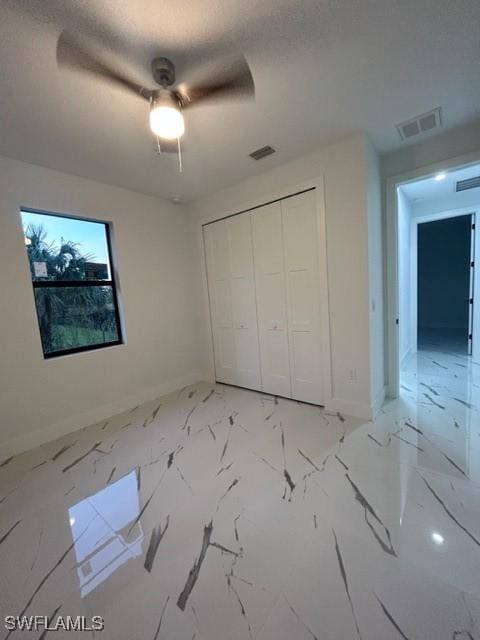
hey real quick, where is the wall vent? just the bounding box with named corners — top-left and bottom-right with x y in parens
top-left (249, 145), bottom-right (275, 160)
top-left (456, 176), bottom-right (480, 192)
top-left (396, 107), bottom-right (442, 141)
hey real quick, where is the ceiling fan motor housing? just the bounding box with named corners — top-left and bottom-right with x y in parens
top-left (152, 57), bottom-right (176, 87)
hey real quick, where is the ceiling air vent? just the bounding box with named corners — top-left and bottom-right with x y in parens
top-left (456, 176), bottom-right (480, 192)
top-left (396, 107), bottom-right (442, 141)
top-left (249, 145), bottom-right (275, 160)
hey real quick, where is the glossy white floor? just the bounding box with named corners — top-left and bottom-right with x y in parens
top-left (1, 348), bottom-right (480, 640)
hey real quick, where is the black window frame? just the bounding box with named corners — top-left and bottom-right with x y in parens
top-left (21, 207), bottom-right (124, 359)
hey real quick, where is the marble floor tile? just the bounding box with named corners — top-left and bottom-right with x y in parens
top-left (2, 349), bottom-right (480, 639)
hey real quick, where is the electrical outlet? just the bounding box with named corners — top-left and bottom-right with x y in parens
top-left (348, 368), bottom-right (358, 383)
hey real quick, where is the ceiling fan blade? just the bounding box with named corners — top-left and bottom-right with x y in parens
top-left (56, 31), bottom-right (151, 101)
top-left (178, 55), bottom-right (254, 108)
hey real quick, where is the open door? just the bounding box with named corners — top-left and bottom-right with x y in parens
top-left (468, 213), bottom-right (476, 355)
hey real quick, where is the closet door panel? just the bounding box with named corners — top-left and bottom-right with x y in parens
top-left (261, 273), bottom-right (287, 330)
top-left (210, 219), bottom-right (230, 275)
top-left (217, 327), bottom-right (236, 373)
top-left (229, 214), bottom-right (254, 277)
top-left (235, 329), bottom-right (260, 387)
top-left (262, 329), bottom-right (291, 391)
top-left (252, 203), bottom-right (291, 397)
top-left (291, 330), bottom-right (315, 384)
top-left (288, 270), bottom-right (314, 330)
top-left (213, 279), bottom-right (231, 327)
top-left (282, 191), bottom-right (323, 403)
top-left (204, 221), bottom-right (236, 385)
top-left (231, 277), bottom-right (255, 329)
top-left (227, 214), bottom-right (261, 388)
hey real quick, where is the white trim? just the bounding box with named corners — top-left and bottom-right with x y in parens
top-left (315, 177), bottom-right (334, 405)
top-left (400, 343), bottom-right (415, 367)
top-left (1, 371), bottom-right (207, 458)
top-left (413, 206), bottom-right (478, 224)
top-left (371, 384), bottom-right (387, 417)
top-left (201, 224), bottom-right (219, 384)
top-left (325, 396), bottom-right (377, 421)
top-left (198, 180), bottom-right (321, 226)
top-left (386, 151), bottom-right (480, 398)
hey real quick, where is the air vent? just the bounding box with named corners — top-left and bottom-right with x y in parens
top-left (396, 107), bottom-right (442, 141)
top-left (456, 176), bottom-right (480, 192)
top-left (249, 145), bottom-right (275, 160)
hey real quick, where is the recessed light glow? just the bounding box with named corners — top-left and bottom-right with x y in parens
top-left (432, 531), bottom-right (444, 545)
top-left (69, 516), bottom-right (76, 526)
top-left (434, 172), bottom-right (447, 182)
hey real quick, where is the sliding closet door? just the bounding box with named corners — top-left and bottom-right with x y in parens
top-left (252, 202), bottom-right (292, 397)
top-left (204, 220), bottom-right (236, 384)
top-left (282, 191), bottom-right (323, 403)
top-left (227, 214), bottom-right (262, 388)
top-left (205, 215), bottom-right (261, 389)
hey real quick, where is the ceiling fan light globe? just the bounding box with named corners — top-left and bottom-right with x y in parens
top-left (149, 105), bottom-right (185, 140)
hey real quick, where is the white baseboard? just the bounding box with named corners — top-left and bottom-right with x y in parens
top-left (371, 385), bottom-right (386, 417)
top-left (326, 385), bottom-right (386, 421)
top-left (1, 371), bottom-right (206, 459)
top-left (325, 397), bottom-right (374, 421)
top-left (400, 344), bottom-right (415, 367)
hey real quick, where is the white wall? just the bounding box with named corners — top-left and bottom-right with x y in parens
top-left (412, 187), bottom-right (480, 218)
top-left (397, 188), bottom-right (416, 362)
top-left (0, 156), bottom-right (199, 457)
top-left (188, 132), bottom-right (384, 419)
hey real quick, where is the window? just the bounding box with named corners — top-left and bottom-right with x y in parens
top-left (21, 209), bottom-right (123, 358)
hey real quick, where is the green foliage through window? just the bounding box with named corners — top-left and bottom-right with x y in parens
top-left (21, 210), bottom-right (122, 357)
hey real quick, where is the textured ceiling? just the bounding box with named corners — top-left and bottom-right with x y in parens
top-left (1, 0), bottom-right (480, 201)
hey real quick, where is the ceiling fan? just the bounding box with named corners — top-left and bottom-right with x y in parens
top-left (56, 30), bottom-right (255, 162)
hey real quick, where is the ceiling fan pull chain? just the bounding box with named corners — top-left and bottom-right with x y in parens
top-left (152, 97), bottom-right (163, 156)
top-left (177, 137), bottom-right (183, 174)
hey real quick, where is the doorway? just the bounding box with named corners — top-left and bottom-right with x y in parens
top-left (388, 159), bottom-right (480, 396)
top-left (417, 214), bottom-right (474, 355)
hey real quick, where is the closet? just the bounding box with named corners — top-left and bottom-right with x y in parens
top-left (204, 189), bottom-right (325, 405)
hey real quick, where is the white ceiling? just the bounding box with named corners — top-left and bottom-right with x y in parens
top-left (401, 164), bottom-right (480, 202)
top-left (400, 163), bottom-right (480, 215)
top-left (1, 0), bottom-right (480, 202)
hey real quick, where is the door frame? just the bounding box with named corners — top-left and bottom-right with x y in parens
top-left (386, 150), bottom-right (480, 397)
top-left (468, 212), bottom-right (476, 355)
top-left (199, 176), bottom-right (333, 406)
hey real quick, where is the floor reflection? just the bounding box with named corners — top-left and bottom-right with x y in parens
top-left (400, 345), bottom-right (474, 480)
top-left (68, 469), bottom-right (143, 596)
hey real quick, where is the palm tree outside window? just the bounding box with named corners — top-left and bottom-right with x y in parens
top-left (20, 209), bottom-right (123, 358)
